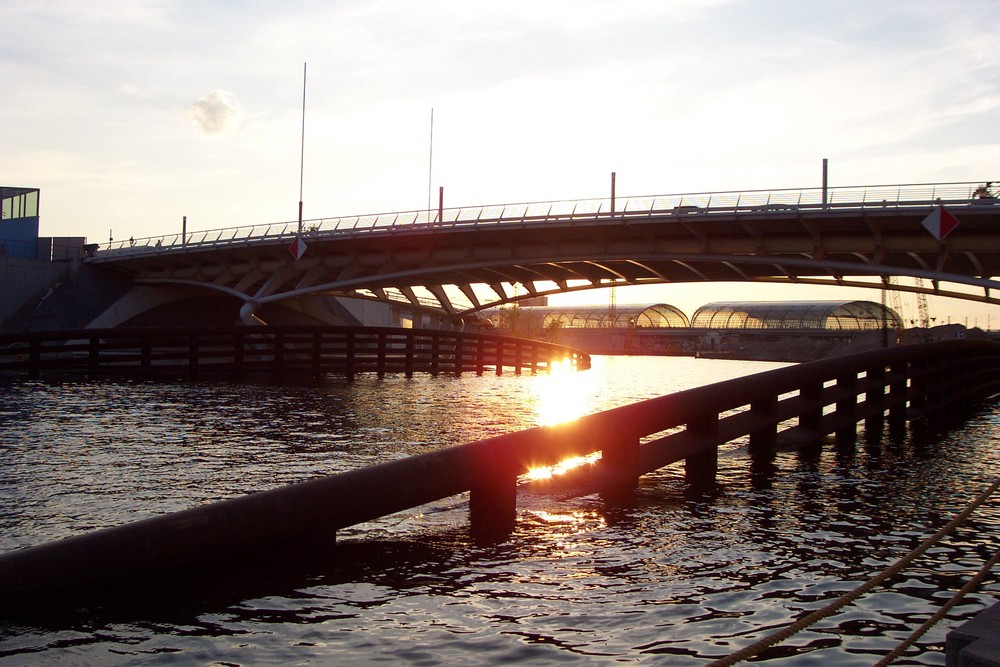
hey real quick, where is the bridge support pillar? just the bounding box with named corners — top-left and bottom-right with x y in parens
top-left (469, 455), bottom-right (518, 541)
top-left (600, 436), bottom-right (640, 504)
top-left (685, 416), bottom-right (718, 490)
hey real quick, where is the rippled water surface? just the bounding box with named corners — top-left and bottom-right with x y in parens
top-left (1, 356), bottom-right (998, 665)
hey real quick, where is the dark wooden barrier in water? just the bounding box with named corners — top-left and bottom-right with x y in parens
top-left (0, 325), bottom-right (590, 379)
top-left (1, 339), bottom-right (999, 603)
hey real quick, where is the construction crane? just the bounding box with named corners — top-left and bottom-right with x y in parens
top-left (608, 284), bottom-right (617, 327)
top-left (881, 276), bottom-right (932, 342)
top-left (913, 278), bottom-right (931, 329)
top-left (881, 277), bottom-right (904, 345)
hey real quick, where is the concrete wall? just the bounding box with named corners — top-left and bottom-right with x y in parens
top-left (0, 257), bottom-right (71, 329)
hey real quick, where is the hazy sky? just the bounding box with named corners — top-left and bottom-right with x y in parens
top-left (4, 1), bottom-right (999, 325)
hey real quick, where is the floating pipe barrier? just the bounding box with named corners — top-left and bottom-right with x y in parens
top-left (1, 339), bottom-right (999, 604)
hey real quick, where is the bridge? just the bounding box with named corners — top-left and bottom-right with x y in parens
top-left (84, 181), bottom-right (1000, 328)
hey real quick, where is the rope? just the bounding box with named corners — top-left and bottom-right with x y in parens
top-left (707, 478), bottom-right (1000, 667)
top-left (874, 548), bottom-right (1000, 666)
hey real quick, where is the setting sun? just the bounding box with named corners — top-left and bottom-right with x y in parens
top-left (533, 358), bottom-right (598, 427)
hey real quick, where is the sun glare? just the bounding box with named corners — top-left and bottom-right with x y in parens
top-left (523, 452), bottom-right (602, 482)
top-left (533, 358), bottom-right (596, 427)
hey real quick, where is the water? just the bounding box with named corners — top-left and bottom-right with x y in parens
top-left (1, 356), bottom-right (999, 665)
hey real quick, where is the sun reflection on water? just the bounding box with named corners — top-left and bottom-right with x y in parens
top-left (523, 356), bottom-right (604, 482)
top-left (525, 508), bottom-right (607, 530)
top-left (523, 452), bottom-right (602, 481)
top-left (533, 357), bottom-right (598, 427)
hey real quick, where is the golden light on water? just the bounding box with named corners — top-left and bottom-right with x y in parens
top-left (526, 509), bottom-right (606, 528)
top-left (523, 452), bottom-right (602, 481)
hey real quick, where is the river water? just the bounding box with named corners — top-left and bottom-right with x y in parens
top-left (1, 356), bottom-right (999, 665)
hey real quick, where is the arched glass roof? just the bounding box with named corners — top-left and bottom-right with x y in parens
top-left (498, 304), bottom-right (690, 329)
top-left (690, 301), bottom-right (902, 331)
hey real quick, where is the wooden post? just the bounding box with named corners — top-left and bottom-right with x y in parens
top-left (405, 333), bottom-right (415, 378)
top-left (345, 330), bottom-right (356, 380)
top-left (799, 380), bottom-right (824, 433)
top-left (311, 330), bottom-right (322, 374)
top-left (377, 331), bottom-right (387, 377)
top-left (29, 338), bottom-right (40, 380)
top-left (88, 334), bottom-right (100, 378)
top-left (469, 453), bottom-right (518, 541)
top-left (600, 435), bottom-right (640, 503)
top-left (864, 364), bottom-right (886, 436)
top-left (274, 330), bottom-right (285, 375)
top-left (835, 372), bottom-right (858, 446)
top-left (430, 332), bottom-right (440, 376)
top-left (685, 415), bottom-right (719, 489)
top-left (188, 332), bottom-right (199, 380)
top-left (141, 331), bottom-right (152, 378)
top-left (452, 335), bottom-right (464, 376)
top-left (748, 394), bottom-right (778, 459)
top-left (233, 329), bottom-right (244, 378)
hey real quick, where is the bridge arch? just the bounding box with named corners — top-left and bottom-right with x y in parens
top-left (82, 181), bottom-right (1000, 329)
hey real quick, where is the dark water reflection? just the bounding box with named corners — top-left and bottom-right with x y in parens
top-left (1, 356), bottom-right (998, 665)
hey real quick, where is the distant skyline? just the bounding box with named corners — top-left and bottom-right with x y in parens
top-left (4, 1), bottom-right (999, 325)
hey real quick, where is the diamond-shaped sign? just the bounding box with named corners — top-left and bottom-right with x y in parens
top-left (921, 205), bottom-right (959, 240)
top-left (288, 235), bottom-right (308, 260)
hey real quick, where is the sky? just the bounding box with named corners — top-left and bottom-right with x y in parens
top-left (3, 0), bottom-right (1000, 327)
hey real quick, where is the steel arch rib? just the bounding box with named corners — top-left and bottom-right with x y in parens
top-left (136, 252), bottom-right (1000, 313)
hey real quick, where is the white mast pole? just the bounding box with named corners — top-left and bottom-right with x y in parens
top-left (298, 62), bottom-right (307, 236)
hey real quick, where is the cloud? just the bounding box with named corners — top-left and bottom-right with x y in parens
top-left (187, 90), bottom-right (243, 136)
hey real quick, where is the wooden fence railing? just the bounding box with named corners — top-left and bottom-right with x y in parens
top-left (1, 339), bottom-right (998, 604)
top-left (0, 325), bottom-right (591, 379)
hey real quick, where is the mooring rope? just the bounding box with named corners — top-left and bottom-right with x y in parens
top-left (874, 547), bottom-right (1000, 666)
top-left (707, 478), bottom-right (1000, 667)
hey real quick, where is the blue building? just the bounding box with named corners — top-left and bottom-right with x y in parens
top-left (1, 186), bottom-right (40, 259)
top-left (1, 187), bottom-right (85, 260)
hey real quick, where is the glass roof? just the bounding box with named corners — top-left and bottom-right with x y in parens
top-left (497, 304), bottom-right (691, 329)
top-left (690, 301), bottom-right (902, 330)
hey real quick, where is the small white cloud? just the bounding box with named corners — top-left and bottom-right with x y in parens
top-left (187, 90), bottom-right (243, 136)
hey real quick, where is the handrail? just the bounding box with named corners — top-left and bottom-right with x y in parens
top-left (90, 180), bottom-right (998, 257)
top-left (1, 338), bottom-right (998, 604)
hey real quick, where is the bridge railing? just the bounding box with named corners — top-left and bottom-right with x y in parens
top-left (2, 339), bottom-right (998, 604)
top-left (91, 180), bottom-right (996, 257)
top-left (0, 325), bottom-right (591, 380)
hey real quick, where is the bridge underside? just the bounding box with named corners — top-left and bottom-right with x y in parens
top-left (88, 205), bottom-right (1000, 327)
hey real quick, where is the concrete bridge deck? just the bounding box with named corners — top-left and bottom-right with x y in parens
top-left (82, 181), bottom-right (1000, 327)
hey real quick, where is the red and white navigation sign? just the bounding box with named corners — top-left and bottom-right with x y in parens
top-left (921, 205), bottom-right (960, 240)
top-left (288, 234), bottom-right (308, 260)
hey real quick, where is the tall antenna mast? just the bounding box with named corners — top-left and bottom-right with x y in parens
top-left (427, 107), bottom-right (434, 219)
top-left (298, 62), bottom-right (307, 235)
